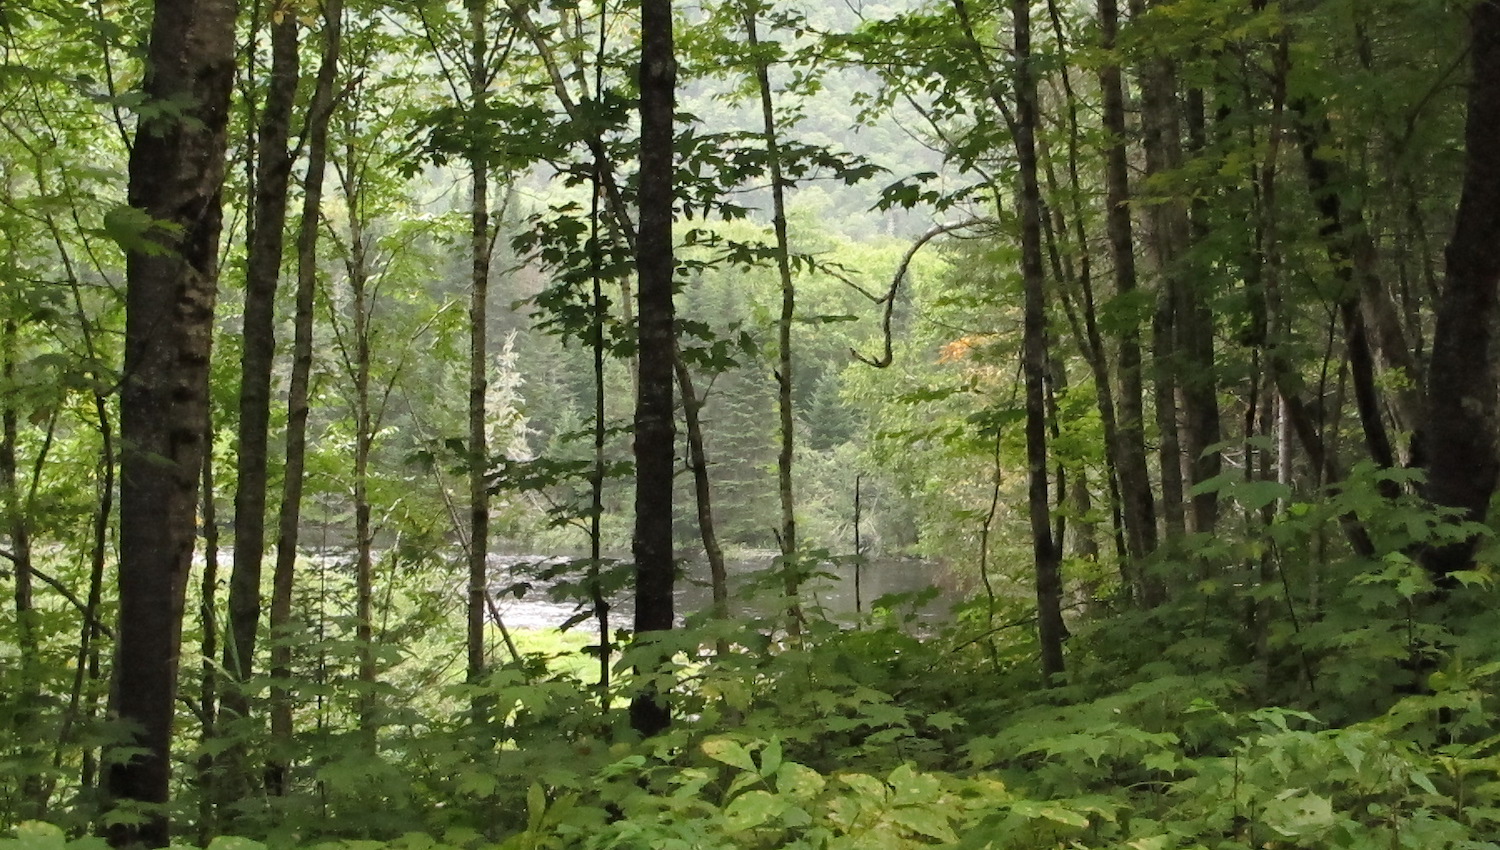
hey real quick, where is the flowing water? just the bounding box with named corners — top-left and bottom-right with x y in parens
top-left (485, 553), bottom-right (958, 631)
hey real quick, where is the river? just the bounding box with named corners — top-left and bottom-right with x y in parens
top-left (485, 553), bottom-right (958, 631)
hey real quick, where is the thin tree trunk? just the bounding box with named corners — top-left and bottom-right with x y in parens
top-left (0, 317), bottom-right (44, 819)
top-left (1288, 101), bottom-right (1425, 459)
top-left (1097, 0), bottom-right (1158, 596)
top-left (107, 0), bottom-right (236, 843)
top-left (741, 3), bottom-right (802, 638)
top-left (589, 99), bottom-right (613, 712)
top-left (1011, 0), bottom-right (1065, 680)
top-left (949, 0), bottom-right (1063, 671)
top-left (1041, 0), bottom-right (1101, 571)
top-left (1293, 113), bottom-right (1401, 481)
top-left (56, 356), bottom-right (114, 806)
top-left (1129, 0), bottom-right (1190, 549)
top-left (629, 0), bottom-right (676, 738)
top-left (676, 358), bottom-right (730, 656)
top-left (267, 0), bottom-right (344, 798)
top-left (1153, 295), bottom-right (1187, 542)
top-left (1179, 87), bottom-right (1221, 535)
top-left (466, 0), bottom-right (495, 725)
top-left (222, 1), bottom-right (300, 794)
top-left (196, 423), bottom-right (220, 843)
top-left (344, 153), bottom-right (378, 745)
top-left (853, 475), bottom-right (864, 615)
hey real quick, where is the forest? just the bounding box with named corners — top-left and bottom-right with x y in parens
top-left (3, 0), bottom-right (1500, 846)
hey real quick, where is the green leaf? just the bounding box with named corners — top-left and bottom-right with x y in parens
top-left (888, 764), bottom-right (941, 806)
top-left (759, 738), bottom-right (783, 778)
top-left (776, 762), bottom-right (826, 799)
top-left (457, 770), bottom-right (498, 797)
top-left (1142, 751), bottom-right (1182, 774)
top-left (889, 807), bottom-right (958, 843)
top-left (1263, 790), bottom-right (1336, 837)
top-left (100, 204), bottom-right (179, 256)
top-left (1010, 800), bottom-right (1090, 828)
top-left (703, 738), bottom-right (758, 772)
top-left (526, 782), bottom-right (547, 832)
top-left (840, 773), bottom-right (888, 802)
top-left (1408, 769), bottom-right (1438, 796)
top-left (925, 711), bottom-right (963, 731)
top-left (724, 790), bottom-right (781, 831)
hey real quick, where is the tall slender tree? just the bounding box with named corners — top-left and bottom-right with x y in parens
top-left (630, 0), bottom-right (677, 738)
top-left (268, 0), bottom-right (344, 796)
top-left (465, 0), bottom-right (498, 726)
top-left (741, 1), bottom-right (804, 638)
top-left (1008, 0), bottom-right (1066, 679)
top-left (222, 0), bottom-right (300, 786)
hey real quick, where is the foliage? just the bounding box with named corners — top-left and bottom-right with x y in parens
top-left (2, 0), bottom-right (1497, 847)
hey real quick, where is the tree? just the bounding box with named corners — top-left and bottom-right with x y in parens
top-left (630, 0), bottom-right (676, 738)
top-left (107, 0), bottom-right (236, 844)
top-left (1003, 0), bottom-right (1065, 679)
top-left (1421, 0), bottom-right (1500, 582)
top-left (464, 0), bottom-right (499, 727)
top-left (741, 0), bottom-right (804, 638)
top-left (268, 0), bottom-right (344, 796)
top-left (222, 0), bottom-right (300, 794)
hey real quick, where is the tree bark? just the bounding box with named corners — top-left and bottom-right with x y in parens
top-left (267, 0), bottom-right (343, 797)
top-left (1179, 87), bottom-right (1221, 535)
top-left (1011, 0), bottom-right (1066, 681)
top-left (223, 0), bottom-right (299, 780)
top-left (1293, 112), bottom-right (1402, 481)
top-left (1097, 0), bottom-right (1158, 595)
top-left (1421, 0), bottom-right (1500, 582)
top-left (339, 138), bottom-right (379, 745)
top-left (742, 3), bottom-right (803, 638)
top-left (107, 0), bottom-right (236, 844)
top-left (629, 0), bottom-right (676, 738)
top-left (1, 317), bottom-right (44, 818)
top-left (466, 0), bottom-right (495, 725)
top-left (196, 422), bottom-right (220, 842)
top-left (676, 358), bottom-right (730, 655)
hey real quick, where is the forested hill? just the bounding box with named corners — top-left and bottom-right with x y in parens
top-left (3, 0), bottom-right (1500, 848)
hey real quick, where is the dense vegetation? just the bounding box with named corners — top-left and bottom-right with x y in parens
top-left (3, 0), bottom-right (1500, 847)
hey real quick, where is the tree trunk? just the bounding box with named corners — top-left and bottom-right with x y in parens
top-left (267, 0), bottom-right (343, 797)
top-left (1293, 111), bottom-right (1402, 481)
top-left (676, 358), bottom-right (730, 655)
top-left (1129, 0), bottom-right (1190, 550)
top-left (222, 1), bottom-right (299, 787)
top-left (1096, 0), bottom-right (1158, 595)
top-left (1179, 88), bottom-right (1222, 535)
top-left (1, 317), bottom-right (44, 818)
top-left (629, 0), bottom-right (676, 738)
top-left (1011, 0), bottom-right (1065, 681)
top-left (466, 0), bottom-right (495, 725)
top-left (1421, 0), bottom-right (1500, 582)
top-left (342, 145), bottom-right (379, 745)
top-left (107, 0), bottom-right (236, 844)
top-left (56, 367), bottom-right (115, 805)
top-left (742, 3), bottom-right (803, 638)
top-left (196, 423), bottom-right (220, 843)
